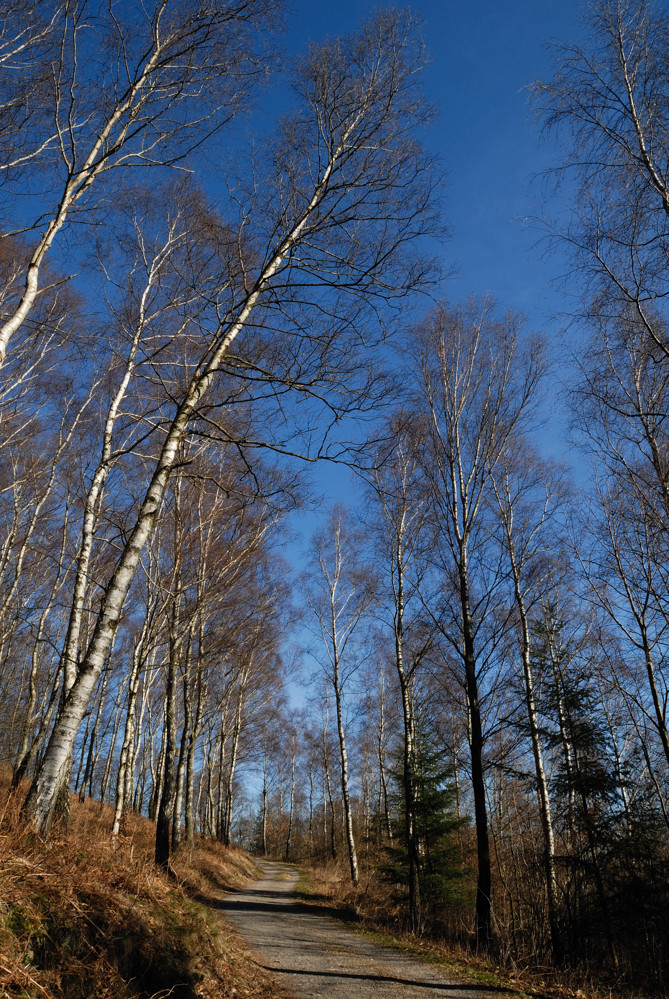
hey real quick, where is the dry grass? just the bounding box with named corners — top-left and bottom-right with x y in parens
top-left (0, 778), bottom-right (285, 999)
top-left (295, 857), bottom-right (666, 999)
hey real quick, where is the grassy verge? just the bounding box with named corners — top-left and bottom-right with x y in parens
top-left (293, 862), bottom-right (643, 999)
top-left (0, 782), bottom-right (285, 999)
top-left (294, 863), bottom-right (536, 996)
top-left (344, 925), bottom-right (535, 998)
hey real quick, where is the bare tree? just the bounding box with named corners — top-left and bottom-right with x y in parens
top-left (491, 443), bottom-right (567, 963)
top-left (22, 9), bottom-right (438, 835)
top-left (364, 414), bottom-right (434, 928)
top-left (0, 2), bottom-right (61, 176)
top-left (0, 0), bottom-right (278, 369)
top-left (534, 0), bottom-right (669, 363)
top-left (536, 9), bottom-right (669, 962)
top-left (580, 474), bottom-right (669, 779)
top-left (570, 309), bottom-right (669, 809)
top-left (283, 725), bottom-right (299, 862)
top-left (415, 297), bottom-right (544, 948)
top-left (304, 508), bottom-right (375, 885)
top-left (111, 558), bottom-right (166, 840)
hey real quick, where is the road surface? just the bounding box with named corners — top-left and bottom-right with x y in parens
top-left (219, 861), bottom-right (515, 999)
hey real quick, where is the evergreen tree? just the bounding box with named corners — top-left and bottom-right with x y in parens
top-left (532, 608), bottom-right (669, 976)
top-left (381, 725), bottom-right (468, 929)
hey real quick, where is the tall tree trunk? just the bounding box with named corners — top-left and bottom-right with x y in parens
top-left (323, 744), bottom-right (337, 860)
top-left (333, 656), bottom-right (359, 886)
top-left (185, 672), bottom-right (204, 848)
top-left (508, 551), bottom-right (561, 964)
top-left (544, 615), bottom-right (577, 843)
top-left (172, 655), bottom-right (194, 851)
top-left (12, 596), bottom-right (57, 786)
top-left (376, 687), bottom-right (393, 845)
top-left (284, 753), bottom-right (295, 861)
top-left (99, 696), bottom-right (124, 807)
top-left (490, 476), bottom-right (564, 966)
top-left (223, 692), bottom-right (244, 847)
top-left (75, 711), bottom-right (95, 798)
top-left (307, 763), bottom-right (314, 856)
top-left (394, 556), bottom-right (420, 928)
top-left (216, 727), bottom-right (227, 841)
top-left (459, 562), bottom-right (492, 949)
top-left (155, 594), bottom-right (180, 869)
top-left (80, 658), bottom-right (112, 801)
top-left (149, 731), bottom-right (165, 822)
top-left (261, 778), bottom-right (268, 856)
top-left (112, 642), bottom-right (143, 839)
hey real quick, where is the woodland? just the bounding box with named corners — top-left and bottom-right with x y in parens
top-left (0, 0), bottom-right (668, 996)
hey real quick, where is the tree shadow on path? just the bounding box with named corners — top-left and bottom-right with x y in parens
top-left (214, 888), bottom-right (345, 920)
top-left (259, 964), bottom-right (516, 994)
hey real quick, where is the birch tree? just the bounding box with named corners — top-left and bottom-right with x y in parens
top-left (571, 310), bottom-right (669, 809)
top-left (491, 444), bottom-right (566, 963)
top-left (0, 0), bottom-right (278, 370)
top-left (365, 415), bottom-right (434, 928)
top-left (0, 2), bottom-right (61, 176)
top-left (416, 298), bottom-right (544, 949)
top-left (304, 508), bottom-right (375, 885)
top-left (534, 0), bottom-right (669, 365)
top-left (22, 9), bottom-right (438, 835)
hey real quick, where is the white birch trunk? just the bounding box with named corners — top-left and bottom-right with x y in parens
top-left (23, 73), bottom-right (401, 835)
top-left (333, 656), bottom-right (359, 886)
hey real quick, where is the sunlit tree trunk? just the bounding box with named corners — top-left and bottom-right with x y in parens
top-left (284, 750), bottom-right (296, 862)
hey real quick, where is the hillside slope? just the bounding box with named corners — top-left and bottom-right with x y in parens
top-left (0, 785), bottom-right (284, 999)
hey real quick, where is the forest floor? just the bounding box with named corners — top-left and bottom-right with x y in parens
top-left (0, 786), bottom-right (643, 999)
top-left (279, 863), bottom-right (649, 999)
top-left (0, 784), bottom-right (288, 999)
top-left (219, 860), bottom-right (525, 999)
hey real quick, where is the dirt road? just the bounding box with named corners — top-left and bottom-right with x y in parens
top-left (219, 861), bottom-right (513, 999)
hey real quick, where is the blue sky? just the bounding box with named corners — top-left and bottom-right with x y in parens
top-left (278, 1), bottom-right (587, 545)
top-left (285, 0), bottom-right (583, 318)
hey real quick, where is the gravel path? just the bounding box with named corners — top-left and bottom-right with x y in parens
top-left (218, 861), bottom-right (513, 999)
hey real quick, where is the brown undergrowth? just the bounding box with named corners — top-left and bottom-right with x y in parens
top-left (0, 781), bottom-right (284, 999)
top-left (295, 859), bottom-right (661, 999)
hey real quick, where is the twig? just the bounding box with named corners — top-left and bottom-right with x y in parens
top-left (0, 959), bottom-right (51, 998)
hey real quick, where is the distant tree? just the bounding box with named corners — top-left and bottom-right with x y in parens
top-left (303, 508), bottom-right (375, 885)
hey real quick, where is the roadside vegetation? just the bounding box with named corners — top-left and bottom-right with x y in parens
top-left (1, 2), bottom-right (669, 998)
top-left (0, 775), bottom-right (284, 999)
top-left (294, 859), bottom-right (656, 999)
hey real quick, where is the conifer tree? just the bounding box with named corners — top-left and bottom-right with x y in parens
top-left (382, 724), bottom-right (468, 930)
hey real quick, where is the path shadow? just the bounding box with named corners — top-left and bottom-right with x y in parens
top-left (192, 875), bottom-right (543, 999)
top-left (259, 965), bottom-right (515, 994)
top-left (215, 894), bottom-right (345, 920)
top-left (225, 887), bottom-right (294, 899)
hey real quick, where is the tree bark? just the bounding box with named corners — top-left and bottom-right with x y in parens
top-left (155, 593), bottom-right (180, 869)
top-left (461, 581), bottom-right (492, 950)
top-left (333, 656), bottom-right (359, 885)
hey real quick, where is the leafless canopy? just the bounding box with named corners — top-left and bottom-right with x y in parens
top-left (534, 0), bottom-right (669, 360)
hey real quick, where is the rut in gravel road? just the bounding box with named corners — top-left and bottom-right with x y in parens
top-left (218, 861), bottom-right (515, 999)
